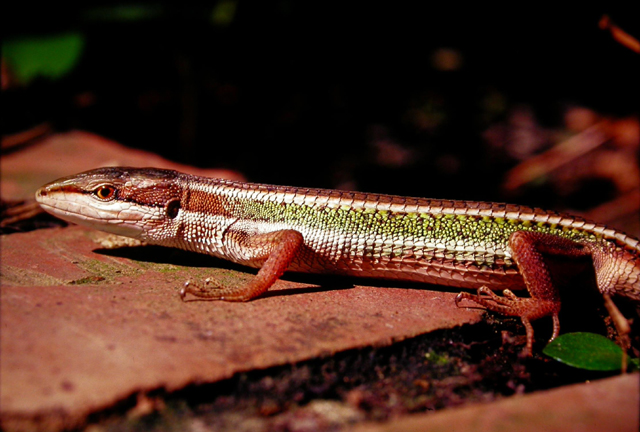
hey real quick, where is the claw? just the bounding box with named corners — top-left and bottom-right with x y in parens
top-left (455, 292), bottom-right (464, 307)
top-left (177, 277), bottom-right (233, 301)
top-left (179, 281), bottom-right (191, 301)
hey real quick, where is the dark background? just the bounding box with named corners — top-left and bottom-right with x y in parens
top-left (3, 3), bottom-right (639, 204)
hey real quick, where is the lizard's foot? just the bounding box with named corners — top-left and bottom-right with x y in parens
top-left (456, 287), bottom-right (560, 357)
top-left (180, 278), bottom-right (226, 301)
top-left (179, 278), bottom-right (258, 302)
top-left (180, 229), bottom-right (304, 302)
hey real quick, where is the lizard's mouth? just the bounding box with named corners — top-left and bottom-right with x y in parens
top-left (36, 189), bottom-right (149, 239)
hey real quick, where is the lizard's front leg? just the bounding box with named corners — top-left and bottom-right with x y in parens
top-left (456, 231), bottom-right (592, 355)
top-left (180, 229), bottom-right (304, 301)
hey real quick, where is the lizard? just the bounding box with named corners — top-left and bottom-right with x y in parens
top-left (35, 167), bottom-right (640, 357)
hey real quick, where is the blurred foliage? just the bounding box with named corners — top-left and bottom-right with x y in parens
top-left (3, 33), bottom-right (85, 85)
top-left (83, 4), bottom-right (164, 22)
top-left (2, 3), bottom-right (638, 214)
top-left (211, 0), bottom-right (238, 27)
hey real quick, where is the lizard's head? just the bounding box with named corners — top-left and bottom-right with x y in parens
top-left (36, 167), bottom-right (183, 240)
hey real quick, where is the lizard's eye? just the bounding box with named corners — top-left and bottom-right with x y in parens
top-left (94, 185), bottom-right (117, 201)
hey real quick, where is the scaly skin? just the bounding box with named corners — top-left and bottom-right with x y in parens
top-left (36, 167), bottom-right (640, 356)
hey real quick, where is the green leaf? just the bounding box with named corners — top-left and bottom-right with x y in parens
top-left (3, 33), bottom-right (85, 84)
top-left (543, 332), bottom-right (624, 371)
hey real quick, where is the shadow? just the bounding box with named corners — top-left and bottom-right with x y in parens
top-left (95, 245), bottom-right (358, 300)
top-left (94, 245), bottom-right (229, 268)
top-left (92, 245), bottom-right (463, 300)
top-left (181, 282), bottom-right (358, 302)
